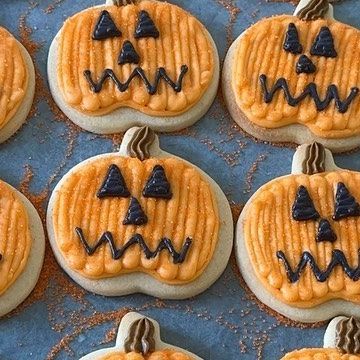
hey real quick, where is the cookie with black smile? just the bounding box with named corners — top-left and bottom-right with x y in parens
top-left (48, 0), bottom-right (219, 133)
top-left (236, 142), bottom-right (360, 323)
top-left (47, 126), bottom-right (232, 298)
top-left (223, 0), bottom-right (360, 152)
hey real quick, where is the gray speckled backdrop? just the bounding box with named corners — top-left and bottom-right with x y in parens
top-left (0, 0), bottom-right (359, 359)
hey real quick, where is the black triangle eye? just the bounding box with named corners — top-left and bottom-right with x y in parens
top-left (317, 219), bottom-right (337, 243)
top-left (97, 164), bottom-right (130, 198)
top-left (292, 185), bottom-right (319, 221)
top-left (134, 10), bottom-right (159, 39)
top-left (283, 23), bottom-right (303, 55)
top-left (333, 182), bottom-right (360, 220)
top-left (310, 26), bottom-right (337, 58)
top-left (296, 55), bottom-right (316, 74)
top-left (118, 41), bottom-right (140, 65)
top-left (123, 197), bottom-right (148, 225)
top-left (93, 10), bottom-right (122, 40)
top-left (143, 165), bottom-right (172, 199)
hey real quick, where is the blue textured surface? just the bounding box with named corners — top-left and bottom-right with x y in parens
top-left (0, 0), bottom-right (360, 359)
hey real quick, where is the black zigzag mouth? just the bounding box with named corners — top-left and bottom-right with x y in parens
top-left (75, 227), bottom-right (192, 264)
top-left (259, 74), bottom-right (359, 114)
top-left (277, 249), bottom-right (360, 283)
top-left (84, 65), bottom-right (188, 95)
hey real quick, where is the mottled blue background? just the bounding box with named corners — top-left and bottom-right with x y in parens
top-left (0, 0), bottom-right (359, 359)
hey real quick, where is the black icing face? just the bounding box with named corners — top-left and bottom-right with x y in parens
top-left (283, 23), bottom-right (337, 75)
top-left (96, 164), bottom-right (172, 226)
top-left (74, 162), bottom-right (192, 265)
top-left (259, 21), bottom-right (359, 114)
top-left (292, 183), bottom-right (360, 242)
top-left (275, 182), bottom-right (360, 284)
top-left (84, 9), bottom-right (188, 95)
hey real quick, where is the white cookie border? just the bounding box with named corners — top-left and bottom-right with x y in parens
top-left (0, 184), bottom-right (45, 317)
top-left (46, 127), bottom-right (233, 299)
top-left (80, 312), bottom-right (203, 360)
top-left (0, 37), bottom-right (35, 143)
top-left (47, 2), bottom-right (220, 134)
top-left (236, 144), bottom-right (360, 323)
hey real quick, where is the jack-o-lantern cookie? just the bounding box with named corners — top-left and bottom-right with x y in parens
top-left (223, 0), bottom-right (360, 152)
top-left (0, 26), bottom-right (35, 143)
top-left (47, 0), bottom-right (219, 134)
top-left (80, 312), bottom-right (202, 360)
top-left (0, 180), bottom-right (45, 317)
top-left (47, 126), bottom-right (232, 298)
top-left (236, 142), bottom-right (360, 322)
top-left (282, 316), bottom-right (360, 359)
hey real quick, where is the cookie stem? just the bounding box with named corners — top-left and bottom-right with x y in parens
top-left (127, 126), bottom-right (156, 161)
top-left (124, 318), bottom-right (156, 355)
top-left (297, 0), bottom-right (329, 21)
top-left (302, 142), bottom-right (326, 175)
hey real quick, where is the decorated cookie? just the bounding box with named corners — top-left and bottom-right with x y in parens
top-left (0, 180), bottom-right (45, 317)
top-left (236, 142), bottom-right (360, 322)
top-left (80, 312), bottom-right (202, 360)
top-left (47, 0), bottom-right (219, 134)
top-left (47, 126), bottom-right (232, 298)
top-left (223, 0), bottom-right (360, 152)
top-left (282, 316), bottom-right (360, 359)
top-left (0, 26), bottom-right (35, 143)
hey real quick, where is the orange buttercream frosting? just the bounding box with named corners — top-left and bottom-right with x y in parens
top-left (51, 156), bottom-right (219, 283)
top-left (233, 15), bottom-right (360, 139)
top-left (0, 27), bottom-right (28, 130)
top-left (281, 349), bottom-right (360, 359)
top-left (57, 1), bottom-right (214, 116)
top-left (244, 171), bottom-right (360, 307)
top-left (0, 181), bottom-right (32, 296)
top-left (98, 350), bottom-right (193, 360)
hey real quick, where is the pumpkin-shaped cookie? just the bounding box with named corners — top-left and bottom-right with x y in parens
top-left (236, 142), bottom-right (360, 322)
top-left (47, 126), bottom-right (232, 298)
top-left (80, 312), bottom-right (202, 360)
top-left (47, 0), bottom-right (219, 134)
top-left (282, 316), bottom-right (360, 359)
top-left (223, 0), bottom-right (360, 152)
top-left (0, 26), bottom-right (35, 143)
top-left (0, 180), bottom-right (45, 317)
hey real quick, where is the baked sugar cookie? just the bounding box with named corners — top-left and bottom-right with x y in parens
top-left (47, 126), bottom-right (232, 298)
top-left (80, 312), bottom-right (202, 360)
top-left (236, 142), bottom-right (360, 322)
top-left (282, 315), bottom-right (360, 359)
top-left (0, 180), bottom-right (45, 317)
top-left (223, 0), bottom-right (360, 152)
top-left (47, 0), bottom-right (219, 134)
top-left (0, 26), bottom-right (35, 143)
